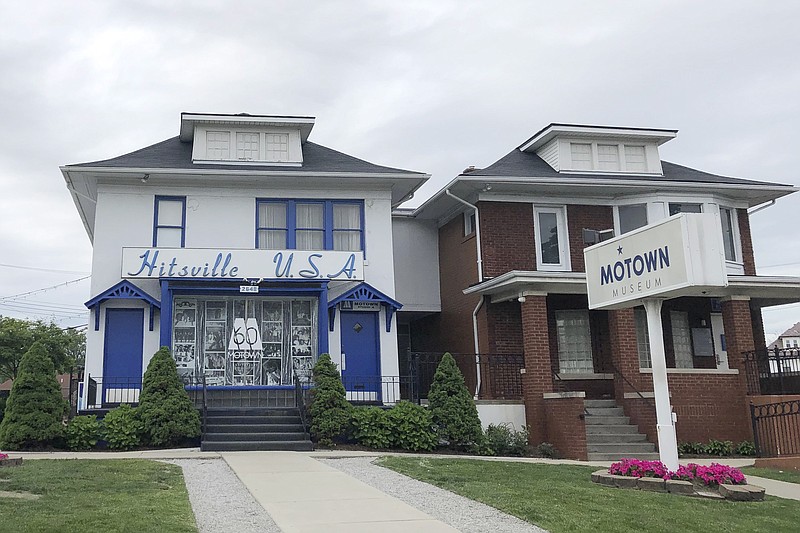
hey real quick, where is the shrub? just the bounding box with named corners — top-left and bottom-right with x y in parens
top-left (677, 441), bottom-right (706, 456)
top-left (308, 354), bottom-right (352, 445)
top-left (0, 396), bottom-right (6, 425)
top-left (535, 442), bottom-right (558, 458)
top-left (103, 404), bottom-right (142, 450)
top-left (65, 415), bottom-right (102, 451)
top-left (705, 439), bottom-right (734, 457)
top-left (137, 347), bottom-right (201, 447)
top-left (352, 407), bottom-right (392, 449)
top-left (427, 353), bottom-right (484, 450)
top-left (0, 341), bottom-right (66, 450)
top-left (386, 401), bottom-right (438, 452)
top-left (485, 424), bottom-right (530, 457)
top-left (735, 440), bottom-right (756, 456)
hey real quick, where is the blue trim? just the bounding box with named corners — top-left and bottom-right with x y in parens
top-left (255, 199), bottom-right (364, 253)
top-left (153, 195), bottom-right (186, 248)
top-left (102, 308), bottom-right (144, 397)
top-left (160, 279), bottom-right (172, 347)
top-left (318, 282), bottom-right (329, 354)
top-left (85, 280), bottom-right (161, 332)
top-left (185, 385), bottom-right (297, 391)
top-left (327, 282), bottom-right (402, 333)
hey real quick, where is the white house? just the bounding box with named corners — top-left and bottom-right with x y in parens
top-left (63, 112), bottom-right (430, 409)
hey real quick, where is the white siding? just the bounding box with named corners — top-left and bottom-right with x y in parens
top-left (391, 217), bottom-right (441, 312)
top-left (537, 138), bottom-right (560, 171)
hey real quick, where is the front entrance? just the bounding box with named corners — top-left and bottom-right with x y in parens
top-left (340, 311), bottom-right (381, 402)
top-left (102, 308), bottom-right (144, 404)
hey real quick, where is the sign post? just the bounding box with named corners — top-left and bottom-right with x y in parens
top-left (584, 213), bottom-right (727, 471)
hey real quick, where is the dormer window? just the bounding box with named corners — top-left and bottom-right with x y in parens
top-left (568, 142), bottom-right (651, 173)
top-left (570, 143), bottom-right (592, 170)
top-left (265, 133), bottom-right (289, 161)
top-left (597, 144), bottom-right (620, 171)
top-left (625, 145), bottom-right (647, 172)
top-left (206, 131), bottom-right (231, 160)
top-left (236, 132), bottom-right (260, 160)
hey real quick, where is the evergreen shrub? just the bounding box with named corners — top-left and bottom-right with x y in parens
top-left (0, 341), bottom-right (66, 450)
top-left (386, 401), bottom-right (438, 451)
top-left (352, 407), bottom-right (392, 449)
top-left (103, 404), bottom-right (142, 450)
top-left (427, 353), bottom-right (484, 450)
top-left (65, 415), bottom-right (102, 451)
top-left (485, 423), bottom-right (530, 456)
top-left (137, 347), bottom-right (200, 447)
top-left (0, 396), bottom-right (6, 425)
top-left (308, 353), bottom-right (352, 446)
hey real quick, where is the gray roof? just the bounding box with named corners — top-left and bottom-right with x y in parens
top-left (467, 148), bottom-right (787, 187)
top-left (67, 136), bottom-right (423, 175)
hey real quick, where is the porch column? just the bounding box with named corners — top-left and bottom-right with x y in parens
top-left (520, 294), bottom-right (553, 444)
top-left (721, 296), bottom-right (756, 438)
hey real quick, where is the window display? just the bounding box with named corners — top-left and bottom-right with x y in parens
top-left (172, 296), bottom-right (317, 386)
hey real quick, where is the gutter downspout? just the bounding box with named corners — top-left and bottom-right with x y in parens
top-left (446, 188), bottom-right (484, 399)
top-left (747, 199), bottom-right (776, 216)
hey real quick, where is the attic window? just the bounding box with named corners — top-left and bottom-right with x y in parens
top-left (567, 142), bottom-right (651, 173)
top-left (570, 143), bottom-right (592, 170)
top-left (206, 131), bottom-right (231, 160)
top-left (625, 145), bottom-right (647, 172)
top-left (265, 133), bottom-right (289, 162)
top-left (236, 132), bottom-right (260, 160)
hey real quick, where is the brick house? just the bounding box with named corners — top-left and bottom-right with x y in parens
top-left (400, 123), bottom-right (800, 460)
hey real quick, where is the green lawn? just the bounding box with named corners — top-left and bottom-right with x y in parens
top-left (741, 466), bottom-right (800, 485)
top-left (0, 459), bottom-right (196, 533)
top-left (378, 457), bottom-right (800, 533)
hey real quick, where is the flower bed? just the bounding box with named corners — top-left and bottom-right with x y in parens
top-left (0, 452), bottom-right (23, 467)
top-left (592, 458), bottom-right (764, 501)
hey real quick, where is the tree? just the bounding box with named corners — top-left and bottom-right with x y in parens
top-left (427, 353), bottom-right (485, 450)
top-left (137, 347), bottom-right (200, 447)
top-left (308, 353), bottom-right (352, 445)
top-left (0, 341), bottom-right (66, 449)
top-left (0, 316), bottom-right (86, 380)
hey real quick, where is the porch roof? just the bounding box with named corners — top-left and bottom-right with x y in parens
top-left (463, 271), bottom-right (800, 308)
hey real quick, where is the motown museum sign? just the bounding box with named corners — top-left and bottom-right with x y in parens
top-left (584, 213), bottom-right (727, 470)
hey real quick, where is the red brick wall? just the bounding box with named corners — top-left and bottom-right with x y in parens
top-left (520, 295), bottom-right (554, 444)
top-left (567, 205), bottom-right (614, 273)
top-left (544, 396), bottom-right (588, 460)
top-left (479, 201), bottom-right (536, 277)
top-left (738, 209), bottom-right (756, 276)
top-left (486, 301), bottom-right (523, 354)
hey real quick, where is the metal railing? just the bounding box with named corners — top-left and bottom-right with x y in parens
top-left (294, 375), bottom-right (310, 434)
top-left (743, 347), bottom-right (800, 395)
top-left (341, 375), bottom-right (415, 404)
top-left (80, 375), bottom-right (204, 410)
top-left (751, 399), bottom-right (800, 457)
top-left (406, 352), bottom-right (525, 400)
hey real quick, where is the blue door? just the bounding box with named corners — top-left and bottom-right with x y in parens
top-left (340, 311), bottom-right (381, 402)
top-left (102, 308), bottom-right (144, 405)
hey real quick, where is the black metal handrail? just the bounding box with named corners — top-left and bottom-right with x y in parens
top-left (294, 375), bottom-right (310, 435)
top-left (550, 369), bottom-right (590, 415)
top-left (743, 347), bottom-right (800, 395)
top-left (201, 374), bottom-right (208, 437)
top-left (606, 361), bottom-right (655, 406)
top-left (750, 399), bottom-right (800, 457)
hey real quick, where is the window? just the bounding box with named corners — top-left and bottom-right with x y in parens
top-left (464, 211), bottom-right (476, 236)
top-left (256, 200), bottom-right (363, 252)
top-left (719, 207), bottom-right (737, 262)
top-left (597, 144), bottom-right (620, 171)
top-left (153, 196), bottom-right (186, 247)
top-left (206, 131), bottom-right (231, 160)
top-left (669, 203), bottom-right (702, 216)
top-left (236, 132), bottom-right (260, 160)
top-left (618, 204), bottom-right (648, 234)
top-left (570, 143), bottom-right (593, 170)
top-left (671, 311), bottom-right (694, 368)
top-left (265, 133), bottom-right (289, 162)
top-left (534, 206), bottom-right (569, 271)
top-left (556, 310), bottom-right (593, 373)
top-left (634, 308), bottom-right (652, 369)
top-left (624, 145), bottom-right (647, 172)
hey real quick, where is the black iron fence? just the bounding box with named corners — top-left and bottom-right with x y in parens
top-left (743, 347), bottom-right (800, 395)
top-left (341, 375), bottom-right (416, 404)
top-left (750, 399), bottom-right (800, 457)
top-left (406, 352), bottom-right (524, 401)
top-left (75, 375), bottom-right (205, 411)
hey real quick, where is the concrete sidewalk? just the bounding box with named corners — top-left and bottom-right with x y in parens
top-left (222, 451), bottom-right (458, 532)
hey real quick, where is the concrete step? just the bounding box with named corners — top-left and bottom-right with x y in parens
top-left (201, 440), bottom-right (314, 452)
top-left (588, 442), bottom-right (656, 454)
top-left (203, 432), bottom-right (308, 442)
top-left (205, 423), bottom-right (305, 433)
top-left (588, 452), bottom-right (661, 461)
top-left (584, 415), bottom-right (630, 425)
top-left (585, 407), bottom-right (624, 416)
top-left (205, 414), bottom-right (301, 425)
top-left (586, 424), bottom-right (640, 435)
top-left (584, 399), bottom-right (617, 408)
top-left (585, 433), bottom-right (648, 444)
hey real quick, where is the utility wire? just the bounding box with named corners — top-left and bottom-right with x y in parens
top-left (0, 263), bottom-right (90, 275)
top-left (0, 275), bottom-right (90, 301)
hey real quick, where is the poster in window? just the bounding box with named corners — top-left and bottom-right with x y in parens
top-left (292, 301), bottom-right (312, 326)
top-left (263, 322), bottom-right (282, 343)
top-left (291, 326), bottom-right (312, 357)
top-left (204, 352), bottom-right (225, 370)
top-left (293, 356), bottom-right (313, 381)
top-left (174, 343), bottom-right (195, 367)
top-left (204, 370), bottom-right (224, 387)
top-left (263, 301), bottom-right (283, 322)
top-left (205, 301), bottom-right (226, 321)
top-left (174, 307), bottom-right (196, 327)
top-left (263, 343), bottom-right (282, 359)
top-left (263, 358), bottom-right (282, 385)
top-left (205, 323), bottom-right (225, 351)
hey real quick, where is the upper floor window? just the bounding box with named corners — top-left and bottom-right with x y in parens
top-left (570, 143), bottom-right (593, 170)
top-left (236, 132), bottom-right (260, 160)
top-left (669, 203), bottom-right (702, 215)
top-left (568, 142), bottom-right (651, 173)
top-left (719, 207), bottom-right (738, 262)
top-left (265, 133), bottom-right (289, 161)
top-left (534, 206), bottom-right (569, 271)
top-left (206, 131), bottom-right (231, 160)
top-left (618, 203), bottom-right (648, 234)
top-left (597, 144), bottom-right (620, 171)
top-left (464, 211), bottom-right (476, 236)
top-left (153, 196), bottom-right (186, 247)
top-left (624, 145), bottom-right (647, 172)
top-left (256, 200), bottom-right (363, 252)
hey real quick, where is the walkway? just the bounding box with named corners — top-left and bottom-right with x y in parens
top-left (222, 451), bottom-right (458, 532)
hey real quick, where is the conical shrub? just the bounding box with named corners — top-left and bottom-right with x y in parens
top-left (308, 353), bottom-right (352, 445)
top-left (427, 353), bottom-right (484, 450)
top-left (0, 341), bottom-right (66, 449)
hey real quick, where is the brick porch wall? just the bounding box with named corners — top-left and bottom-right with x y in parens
top-left (520, 295), bottom-right (553, 444)
top-left (544, 396), bottom-right (588, 460)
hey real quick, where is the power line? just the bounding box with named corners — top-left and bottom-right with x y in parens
top-left (0, 276), bottom-right (90, 301)
top-left (0, 263), bottom-right (90, 275)
top-left (0, 300), bottom-right (87, 313)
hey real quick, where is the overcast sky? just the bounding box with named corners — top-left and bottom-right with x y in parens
top-left (1, 1), bottom-right (798, 341)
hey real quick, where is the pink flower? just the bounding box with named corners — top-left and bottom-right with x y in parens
top-left (609, 460), bottom-right (747, 486)
top-left (0, 452), bottom-right (8, 460)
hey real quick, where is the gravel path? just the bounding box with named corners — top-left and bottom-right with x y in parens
top-left (164, 459), bottom-right (280, 533)
top-left (322, 457), bottom-right (548, 533)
